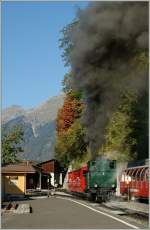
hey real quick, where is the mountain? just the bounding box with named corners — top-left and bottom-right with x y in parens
top-left (2, 105), bottom-right (25, 124)
top-left (2, 94), bottom-right (64, 162)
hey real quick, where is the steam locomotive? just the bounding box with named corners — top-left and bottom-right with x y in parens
top-left (68, 157), bottom-right (117, 202)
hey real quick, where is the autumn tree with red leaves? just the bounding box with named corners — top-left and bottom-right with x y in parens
top-left (56, 94), bottom-right (83, 135)
top-left (55, 90), bottom-right (87, 167)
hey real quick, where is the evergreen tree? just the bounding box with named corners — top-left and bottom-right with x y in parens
top-left (2, 126), bottom-right (24, 165)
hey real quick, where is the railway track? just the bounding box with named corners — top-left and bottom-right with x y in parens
top-left (1, 203), bottom-right (31, 214)
top-left (60, 191), bottom-right (149, 224)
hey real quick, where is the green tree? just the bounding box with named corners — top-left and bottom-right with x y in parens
top-left (129, 91), bottom-right (148, 160)
top-left (62, 73), bottom-right (72, 93)
top-left (102, 111), bottom-right (136, 161)
top-left (2, 126), bottom-right (24, 165)
top-left (102, 90), bottom-right (148, 161)
top-left (55, 120), bottom-right (87, 167)
top-left (59, 21), bottom-right (78, 66)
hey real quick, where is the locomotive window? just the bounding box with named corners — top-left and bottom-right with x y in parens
top-left (109, 161), bottom-right (115, 169)
top-left (91, 161), bottom-right (96, 166)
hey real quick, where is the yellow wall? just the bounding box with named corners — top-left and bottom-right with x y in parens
top-left (2, 173), bottom-right (26, 195)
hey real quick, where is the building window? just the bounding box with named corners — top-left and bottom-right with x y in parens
top-left (9, 176), bottom-right (18, 185)
top-left (9, 176), bottom-right (18, 180)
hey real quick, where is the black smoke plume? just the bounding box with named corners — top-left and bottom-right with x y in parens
top-left (69, 2), bottom-right (148, 159)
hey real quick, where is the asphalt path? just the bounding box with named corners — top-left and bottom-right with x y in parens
top-left (1, 196), bottom-right (145, 229)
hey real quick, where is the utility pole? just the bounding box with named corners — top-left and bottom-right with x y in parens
top-left (47, 173), bottom-right (52, 197)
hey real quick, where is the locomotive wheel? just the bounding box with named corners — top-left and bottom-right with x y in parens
top-left (95, 195), bottom-right (102, 203)
top-left (91, 194), bottom-right (96, 202)
top-left (95, 194), bottom-right (98, 203)
top-left (87, 193), bottom-right (96, 202)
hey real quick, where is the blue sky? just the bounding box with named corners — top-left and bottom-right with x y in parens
top-left (2, 1), bottom-right (88, 109)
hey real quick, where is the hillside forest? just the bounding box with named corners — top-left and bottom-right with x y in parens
top-left (55, 2), bottom-right (148, 168)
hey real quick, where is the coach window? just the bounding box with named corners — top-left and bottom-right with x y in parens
top-left (131, 169), bottom-right (137, 180)
top-left (140, 168), bottom-right (146, 181)
top-left (145, 169), bottom-right (148, 180)
top-left (136, 168), bottom-right (141, 181)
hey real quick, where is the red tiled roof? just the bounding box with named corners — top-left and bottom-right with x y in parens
top-left (2, 162), bottom-right (38, 174)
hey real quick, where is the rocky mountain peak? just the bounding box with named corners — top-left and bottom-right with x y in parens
top-left (2, 105), bottom-right (25, 124)
top-left (2, 94), bottom-right (64, 162)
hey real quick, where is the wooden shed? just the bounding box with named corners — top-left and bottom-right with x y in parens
top-left (2, 162), bottom-right (42, 199)
top-left (38, 159), bottom-right (65, 188)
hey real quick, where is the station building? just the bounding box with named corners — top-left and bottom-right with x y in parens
top-left (2, 159), bottom-right (65, 200)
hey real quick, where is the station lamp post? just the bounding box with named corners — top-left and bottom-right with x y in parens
top-left (122, 174), bottom-right (132, 201)
top-left (125, 175), bottom-right (131, 201)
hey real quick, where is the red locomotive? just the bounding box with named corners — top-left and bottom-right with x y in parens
top-left (120, 165), bottom-right (149, 199)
